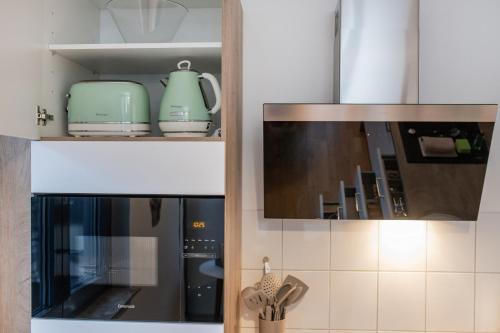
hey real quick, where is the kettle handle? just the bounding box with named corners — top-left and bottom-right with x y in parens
top-left (199, 73), bottom-right (222, 115)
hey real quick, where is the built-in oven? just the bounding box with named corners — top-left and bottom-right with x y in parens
top-left (31, 196), bottom-right (224, 325)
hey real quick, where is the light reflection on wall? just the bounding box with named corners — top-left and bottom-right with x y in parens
top-left (379, 220), bottom-right (427, 270)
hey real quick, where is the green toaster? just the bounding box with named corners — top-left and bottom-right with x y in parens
top-left (67, 81), bottom-right (151, 137)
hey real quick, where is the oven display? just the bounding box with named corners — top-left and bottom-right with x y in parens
top-left (192, 221), bottom-right (206, 229)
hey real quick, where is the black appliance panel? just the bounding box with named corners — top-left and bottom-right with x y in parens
top-left (31, 196), bottom-right (224, 324)
top-left (264, 121), bottom-right (494, 221)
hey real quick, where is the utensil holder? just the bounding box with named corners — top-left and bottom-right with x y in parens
top-left (259, 318), bottom-right (286, 333)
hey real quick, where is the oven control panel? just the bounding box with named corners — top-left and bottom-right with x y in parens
top-left (183, 238), bottom-right (218, 258)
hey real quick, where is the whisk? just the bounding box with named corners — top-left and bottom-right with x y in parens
top-left (258, 257), bottom-right (281, 299)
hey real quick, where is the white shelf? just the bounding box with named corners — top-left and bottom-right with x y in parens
top-left (90, 0), bottom-right (222, 9)
top-left (49, 42), bottom-right (222, 74)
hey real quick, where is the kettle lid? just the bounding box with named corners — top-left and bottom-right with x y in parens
top-left (176, 60), bottom-right (198, 73)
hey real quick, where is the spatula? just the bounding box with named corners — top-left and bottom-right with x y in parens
top-left (242, 289), bottom-right (269, 312)
top-left (281, 275), bottom-right (309, 305)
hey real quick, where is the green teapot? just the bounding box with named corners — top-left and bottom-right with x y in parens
top-left (159, 60), bottom-right (221, 137)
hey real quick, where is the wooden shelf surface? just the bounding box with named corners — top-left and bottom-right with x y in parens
top-left (40, 136), bottom-right (223, 142)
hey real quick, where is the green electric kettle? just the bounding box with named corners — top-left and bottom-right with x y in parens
top-left (159, 60), bottom-right (221, 137)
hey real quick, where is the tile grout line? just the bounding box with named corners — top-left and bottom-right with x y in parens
top-left (281, 218), bottom-right (284, 272)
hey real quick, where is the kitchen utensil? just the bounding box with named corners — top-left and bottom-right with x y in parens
top-left (273, 284), bottom-right (297, 321)
top-left (265, 305), bottom-right (273, 321)
top-left (259, 257), bottom-right (281, 299)
top-left (283, 286), bottom-right (303, 307)
top-left (260, 273), bottom-right (281, 299)
top-left (67, 81), bottom-right (151, 137)
top-left (273, 283), bottom-right (294, 304)
top-left (242, 290), bottom-right (269, 312)
top-left (241, 287), bottom-right (260, 311)
top-left (107, 0), bottom-right (188, 43)
top-left (159, 60), bottom-right (222, 137)
top-left (281, 275), bottom-right (309, 304)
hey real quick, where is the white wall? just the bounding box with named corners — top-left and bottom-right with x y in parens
top-left (241, 0), bottom-right (336, 212)
top-left (240, 1), bottom-right (500, 333)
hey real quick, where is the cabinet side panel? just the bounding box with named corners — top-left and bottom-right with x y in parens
top-left (46, 0), bottom-right (100, 44)
top-left (222, 0), bottom-right (243, 333)
top-left (0, 0), bottom-right (43, 139)
top-left (0, 136), bottom-right (31, 333)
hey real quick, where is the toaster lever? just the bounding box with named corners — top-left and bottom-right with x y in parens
top-left (36, 106), bottom-right (54, 126)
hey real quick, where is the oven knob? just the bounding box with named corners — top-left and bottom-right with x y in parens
top-left (197, 293), bottom-right (202, 297)
top-left (184, 245), bottom-right (188, 250)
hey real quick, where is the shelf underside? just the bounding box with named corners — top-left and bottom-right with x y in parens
top-left (90, 0), bottom-right (222, 9)
top-left (49, 43), bottom-right (222, 74)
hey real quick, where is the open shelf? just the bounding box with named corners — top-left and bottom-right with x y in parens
top-left (90, 0), bottom-right (222, 9)
top-left (40, 136), bottom-right (223, 142)
top-left (49, 42), bottom-right (222, 74)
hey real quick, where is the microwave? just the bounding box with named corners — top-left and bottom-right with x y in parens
top-left (31, 195), bottom-right (224, 327)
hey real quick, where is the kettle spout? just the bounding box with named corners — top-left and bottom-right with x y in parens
top-left (160, 78), bottom-right (168, 87)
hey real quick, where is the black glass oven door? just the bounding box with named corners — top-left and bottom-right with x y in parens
top-left (32, 196), bottom-right (181, 322)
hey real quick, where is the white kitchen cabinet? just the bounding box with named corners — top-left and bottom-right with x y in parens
top-left (31, 141), bottom-right (225, 195)
top-left (0, 0), bottom-right (44, 139)
top-left (0, 0), bottom-right (222, 140)
top-left (0, 3), bottom-right (242, 333)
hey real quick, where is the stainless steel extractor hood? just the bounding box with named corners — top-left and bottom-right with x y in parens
top-left (334, 0), bottom-right (420, 104)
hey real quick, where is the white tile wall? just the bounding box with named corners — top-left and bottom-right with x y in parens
top-left (242, 210), bottom-right (283, 270)
top-left (427, 220), bottom-right (475, 272)
top-left (283, 220), bottom-right (331, 270)
top-left (241, 1), bottom-right (500, 333)
top-left (330, 271), bottom-right (378, 330)
top-left (331, 220), bottom-right (378, 271)
top-left (378, 272), bottom-right (426, 331)
top-left (379, 220), bottom-right (427, 271)
top-left (476, 212), bottom-right (500, 273)
top-left (475, 273), bottom-right (500, 333)
top-left (282, 271), bottom-right (330, 330)
top-left (241, 219), bottom-right (500, 332)
top-left (426, 273), bottom-right (475, 332)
